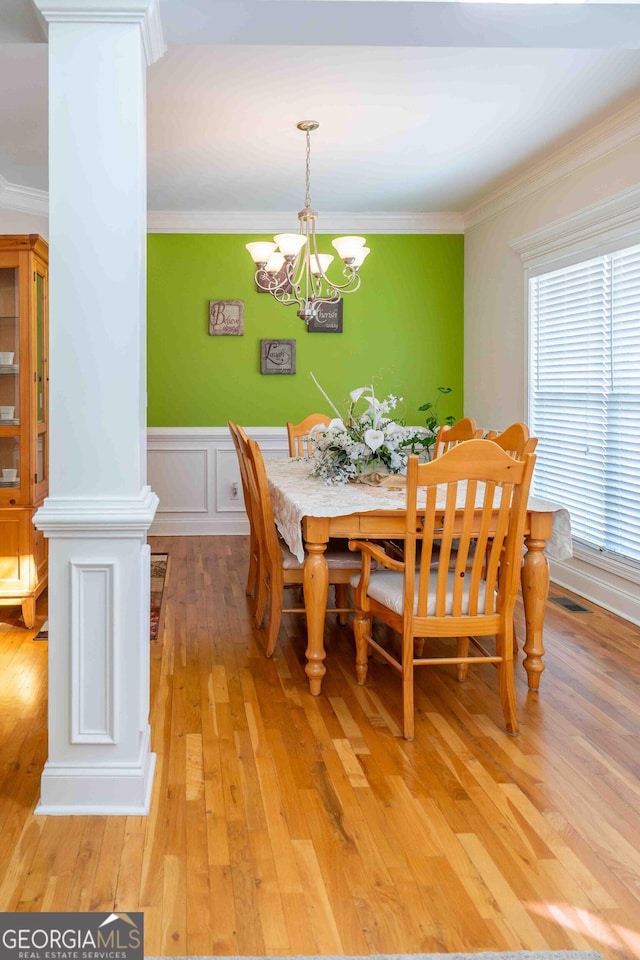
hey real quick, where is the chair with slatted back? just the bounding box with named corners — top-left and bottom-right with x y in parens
top-left (228, 420), bottom-right (260, 603)
top-left (485, 423), bottom-right (538, 656)
top-left (246, 436), bottom-right (365, 657)
top-left (348, 440), bottom-right (535, 740)
top-left (433, 417), bottom-right (482, 459)
top-left (287, 413), bottom-right (331, 458)
top-left (485, 422), bottom-right (538, 459)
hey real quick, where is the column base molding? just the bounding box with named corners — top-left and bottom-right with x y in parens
top-left (36, 726), bottom-right (156, 816)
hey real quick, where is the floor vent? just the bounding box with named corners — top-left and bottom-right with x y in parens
top-left (549, 596), bottom-right (590, 613)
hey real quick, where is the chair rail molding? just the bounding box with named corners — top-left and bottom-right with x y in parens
top-left (147, 426), bottom-right (288, 536)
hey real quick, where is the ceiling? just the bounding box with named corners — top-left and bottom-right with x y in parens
top-left (1, 0), bottom-right (640, 217)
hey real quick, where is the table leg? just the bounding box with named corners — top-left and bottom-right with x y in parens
top-left (303, 539), bottom-right (329, 696)
top-left (521, 532), bottom-right (550, 691)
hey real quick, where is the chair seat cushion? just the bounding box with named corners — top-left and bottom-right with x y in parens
top-left (350, 568), bottom-right (489, 616)
top-left (280, 539), bottom-right (364, 571)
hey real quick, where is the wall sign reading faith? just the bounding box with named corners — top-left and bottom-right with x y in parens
top-left (209, 300), bottom-right (244, 335)
top-left (261, 339), bottom-right (296, 374)
top-left (307, 299), bottom-right (343, 333)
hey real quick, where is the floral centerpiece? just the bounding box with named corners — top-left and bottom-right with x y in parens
top-left (307, 374), bottom-right (430, 484)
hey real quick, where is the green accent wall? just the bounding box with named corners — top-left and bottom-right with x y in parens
top-left (147, 233), bottom-right (463, 427)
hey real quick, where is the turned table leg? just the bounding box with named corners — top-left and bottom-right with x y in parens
top-left (521, 529), bottom-right (550, 691)
top-left (303, 539), bottom-right (329, 696)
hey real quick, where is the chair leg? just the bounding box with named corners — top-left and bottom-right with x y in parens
top-left (246, 533), bottom-right (258, 598)
top-left (354, 610), bottom-right (371, 684)
top-left (254, 564), bottom-right (269, 628)
top-left (402, 627), bottom-right (415, 740)
top-left (496, 630), bottom-right (519, 735)
top-left (264, 568), bottom-right (284, 658)
top-left (456, 636), bottom-right (469, 682)
top-left (335, 583), bottom-right (349, 625)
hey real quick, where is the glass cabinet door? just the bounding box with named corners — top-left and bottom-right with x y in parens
top-left (0, 266), bottom-right (19, 425)
top-left (35, 267), bottom-right (48, 488)
top-left (0, 265), bottom-right (20, 492)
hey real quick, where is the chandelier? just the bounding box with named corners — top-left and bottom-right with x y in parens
top-left (245, 120), bottom-right (370, 324)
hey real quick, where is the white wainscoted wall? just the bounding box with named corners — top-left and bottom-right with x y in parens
top-left (147, 426), bottom-right (288, 536)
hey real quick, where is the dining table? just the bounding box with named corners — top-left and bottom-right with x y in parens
top-left (265, 457), bottom-right (573, 697)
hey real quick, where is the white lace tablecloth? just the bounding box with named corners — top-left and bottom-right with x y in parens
top-left (266, 458), bottom-right (573, 564)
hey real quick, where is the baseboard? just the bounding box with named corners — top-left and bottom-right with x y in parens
top-left (550, 557), bottom-right (640, 626)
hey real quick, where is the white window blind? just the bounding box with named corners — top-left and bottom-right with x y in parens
top-left (529, 243), bottom-right (640, 565)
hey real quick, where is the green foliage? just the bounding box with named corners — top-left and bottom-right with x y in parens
top-left (418, 386), bottom-right (455, 449)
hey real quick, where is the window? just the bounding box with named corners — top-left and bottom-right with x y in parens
top-left (529, 243), bottom-right (640, 566)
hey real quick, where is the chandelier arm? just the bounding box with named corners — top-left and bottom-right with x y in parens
top-left (254, 269), bottom-right (291, 294)
top-left (319, 271), bottom-right (362, 295)
top-left (272, 288), bottom-right (304, 308)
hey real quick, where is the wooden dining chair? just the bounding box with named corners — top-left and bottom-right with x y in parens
top-left (485, 423), bottom-right (538, 653)
top-left (348, 440), bottom-right (535, 740)
top-left (486, 421), bottom-right (538, 458)
top-left (433, 417), bottom-right (482, 458)
top-left (246, 436), bottom-right (364, 657)
top-left (287, 413), bottom-right (331, 457)
top-left (228, 420), bottom-right (260, 603)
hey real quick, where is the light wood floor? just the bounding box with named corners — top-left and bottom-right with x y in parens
top-left (1, 535), bottom-right (640, 958)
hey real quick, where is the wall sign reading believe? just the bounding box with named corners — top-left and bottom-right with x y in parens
top-left (209, 300), bottom-right (244, 335)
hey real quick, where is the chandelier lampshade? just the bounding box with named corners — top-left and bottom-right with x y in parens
top-left (245, 120), bottom-right (369, 324)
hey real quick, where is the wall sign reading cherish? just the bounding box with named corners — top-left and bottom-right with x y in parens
top-left (260, 339), bottom-right (296, 375)
top-left (307, 299), bottom-right (343, 333)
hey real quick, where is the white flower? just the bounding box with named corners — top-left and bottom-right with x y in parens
top-left (328, 418), bottom-right (347, 432)
top-left (364, 429), bottom-right (385, 452)
top-left (349, 387), bottom-right (369, 403)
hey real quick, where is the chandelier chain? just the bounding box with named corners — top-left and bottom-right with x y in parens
top-left (305, 129), bottom-right (312, 209)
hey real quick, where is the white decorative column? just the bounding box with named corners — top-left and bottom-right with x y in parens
top-left (33, 0), bottom-right (164, 814)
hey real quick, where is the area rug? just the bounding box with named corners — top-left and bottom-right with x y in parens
top-left (149, 553), bottom-right (169, 640)
top-left (34, 553), bottom-right (169, 642)
top-left (145, 952), bottom-right (604, 960)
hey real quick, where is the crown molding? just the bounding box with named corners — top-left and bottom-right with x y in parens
top-left (464, 99), bottom-right (640, 230)
top-left (0, 173), bottom-right (49, 217)
top-left (0, 185), bottom-right (464, 234)
top-left (32, 0), bottom-right (165, 65)
top-left (146, 210), bottom-right (464, 235)
top-left (510, 182), bottom-right (640, 267)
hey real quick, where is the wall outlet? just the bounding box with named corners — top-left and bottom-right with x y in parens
top-left (230, 481), bottom-right (239, 500)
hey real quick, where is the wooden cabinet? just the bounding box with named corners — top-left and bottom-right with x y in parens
top-left (0, 235), bottom-right (48, 627)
